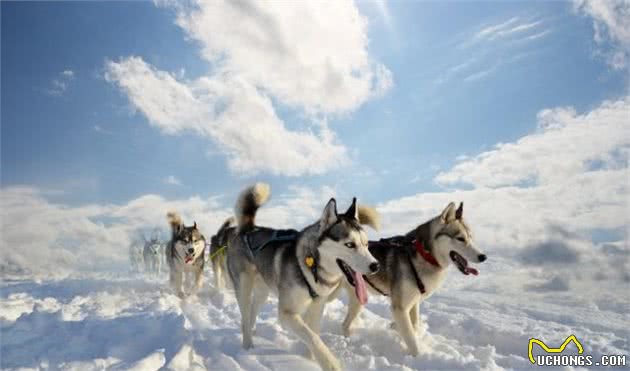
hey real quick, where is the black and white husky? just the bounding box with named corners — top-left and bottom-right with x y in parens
top-left (227, 183), bottom-right (379, 371)
top-left (166, 212), bottom-right (206, 298)
top-left (341, 202), bottom-right (487, 356)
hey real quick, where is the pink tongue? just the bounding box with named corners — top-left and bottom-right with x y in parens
top-left (185, 256), bottom-right (193, 264)
top-left (465, 267), bottom-right (479, 275)
top-left (353, 271), bottom-right (368, 305)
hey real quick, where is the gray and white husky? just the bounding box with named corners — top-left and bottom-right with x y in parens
top-left (143, 238), bottom-right (163, 275)
top-left (227, 183), bottom-right (379, 371)
top-left (341, 202), bottom-right (487, 356)
top-left (209, 216), bottom-right (236, 289)
top-left (166, 212), bottom-right (206, 298)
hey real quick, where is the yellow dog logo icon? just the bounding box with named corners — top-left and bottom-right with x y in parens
top-left (528, 335), bottom-right (584, 364)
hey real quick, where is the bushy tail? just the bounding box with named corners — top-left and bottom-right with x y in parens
top-left (167, 211), bottom-right (182, 232)
top-left (235, 183), bottom-right (271, 231)
top-left (357, 205), bottom-right (380, 231)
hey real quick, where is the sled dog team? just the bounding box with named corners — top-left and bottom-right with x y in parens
top-left (165, 183), bottom-right (487, 371)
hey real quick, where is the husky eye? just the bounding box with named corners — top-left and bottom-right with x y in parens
top-left (344, 242), bottom-right (357, 249)
top-left (456, 237), bottom-right (466, 243)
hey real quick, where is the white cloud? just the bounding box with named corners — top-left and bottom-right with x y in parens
top-left (163, 175), bottom-right (182, 186)
top-left (171, 0), bottom-right (392, 114)
top-left (436, 97), bottom-right (630, 188)
top-left (46, 70), bottom-right (75, 96)
top-left (106, 57), bottom-right (349, 176)
top-left (574, 0), bottom-right (630, 71)
top-left (107, 0), bottom-right (391, 176)
top-left (474, 17), bottom-right (545, 42)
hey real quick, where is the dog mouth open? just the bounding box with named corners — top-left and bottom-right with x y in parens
top-left (336, 259), bottom-right (368, 305)
top-left (449, 251), bottom-right (478, 276)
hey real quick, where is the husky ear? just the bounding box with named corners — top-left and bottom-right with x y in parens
top-left (440, 202), bottom-right (457, 223)
top-left (455, 202), bottom-right (463, 220)
top-left (344, 197), bottom-right (359, 220)
top-left (319, 198), bottom-right (338, 232)
top-left (193, 221), bottom-right (197, 229)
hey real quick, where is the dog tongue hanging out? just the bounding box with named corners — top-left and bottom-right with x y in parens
top-left (165, 212), bottom-right (207, 298)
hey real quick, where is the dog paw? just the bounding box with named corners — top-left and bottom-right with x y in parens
top-left (242, 337), bottom-right (253, 350)
top-left (407, 345), bottom-right (419, 357)
top-left (323, 358), bottom-right (342, 371)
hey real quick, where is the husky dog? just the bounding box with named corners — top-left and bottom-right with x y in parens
top-left (143, 236), bottom-right (163, 275)
top-left (166, 212), bottom-right (206, 298)
top-left (341, 202), bottom-right (487, 356)
top-left (209, 217), bottom-right (236, 289)
top-left (128, 241), bottom-right (144, 273)
top-left (227, 183), bottom-right (379, 371)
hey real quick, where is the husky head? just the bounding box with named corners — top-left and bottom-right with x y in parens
top-left (168, 212), bottom-right (205, 265)
top-left (316, 198), bottom-right (379, 304)
top-left (430, 202), bottom-right (487, 275)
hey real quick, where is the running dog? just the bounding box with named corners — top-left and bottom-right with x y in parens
top-left (166, 211), bottom-right (206, 298)
top-left (143, 237), bottom-right (163, 275)
top-left (227, 183), bottom-right (379, 371)
top-left (341, 202), bottom-right (487, 356)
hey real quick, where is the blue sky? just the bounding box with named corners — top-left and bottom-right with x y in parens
top-left (2, 1), bottom-right (625, 207)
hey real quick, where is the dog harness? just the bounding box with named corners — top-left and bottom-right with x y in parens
top-left (368, 236), bottom-right (440, 296)
top-left (241, 228), bottom-right (319, 299)
top-left (242, 228), bottom-right (299, 256)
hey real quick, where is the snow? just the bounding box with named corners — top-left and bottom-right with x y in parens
top-left (2, 254), bottom-right (628, 371)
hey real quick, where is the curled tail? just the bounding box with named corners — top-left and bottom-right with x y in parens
top-left (217, 216), bottom-right (236, 234)
top-left (167, 211), bottom-right (183, 232)
top-left (357, 205), bottom-right (380, 231)
top-left (235, 183), bottom-right (270, 231)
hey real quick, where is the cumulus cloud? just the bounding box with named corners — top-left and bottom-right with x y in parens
top-left (106, 0), bottom-right (391, 176)
top-left (574, 0), bottom-right (630, 71)
top-left (435, 98), bottom-right (630, 188)
top-left (171, 0), bottom-right (392, 113)
top-left (0, 184), bottom-right (338, 276)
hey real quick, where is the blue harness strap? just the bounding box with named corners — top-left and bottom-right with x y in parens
top-left (242, 228), bottom-right (299, 256)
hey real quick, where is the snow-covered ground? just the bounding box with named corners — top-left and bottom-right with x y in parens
top-left (2, 254), bottom-right (628, 371)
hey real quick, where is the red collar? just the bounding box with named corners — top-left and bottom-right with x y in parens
top-left (414, 239), bottom-right (440, 267)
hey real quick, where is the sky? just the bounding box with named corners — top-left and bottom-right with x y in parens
top-left (1, 0), bottom-right (629, 277)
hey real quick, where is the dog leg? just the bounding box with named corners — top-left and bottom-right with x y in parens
top-left (249, 281), bottom-right (269, 335)
top-left (409, 301), bottom-right (419, 333)
top-left (342, 287), bottom-right (363, 337)
top-left (191, 268), bottom-right (203, 296)
top-left (235, 272), bottom-right (255, 349)
top-left (303, 298), bottom-right (326, 360)
top-left (170, 270), bottom-right (184, 298)
top-left (213, 258), bottom-right (224, 290)
top-left (279, 311), bottom-right (341, 371)
top-left (392, 305), bottom-right (419, 356)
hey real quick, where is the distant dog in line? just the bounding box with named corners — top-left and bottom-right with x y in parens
top-left (341, 202), bottom-right (487, 356)
top-left (209, 216), bottom-right (236, 290)
top-left (143, 236), bottom-right (163, 275)
top-left (227, 183), bottom-right (379, 371)
top-left (166, 212), bottom-right (206, 298)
